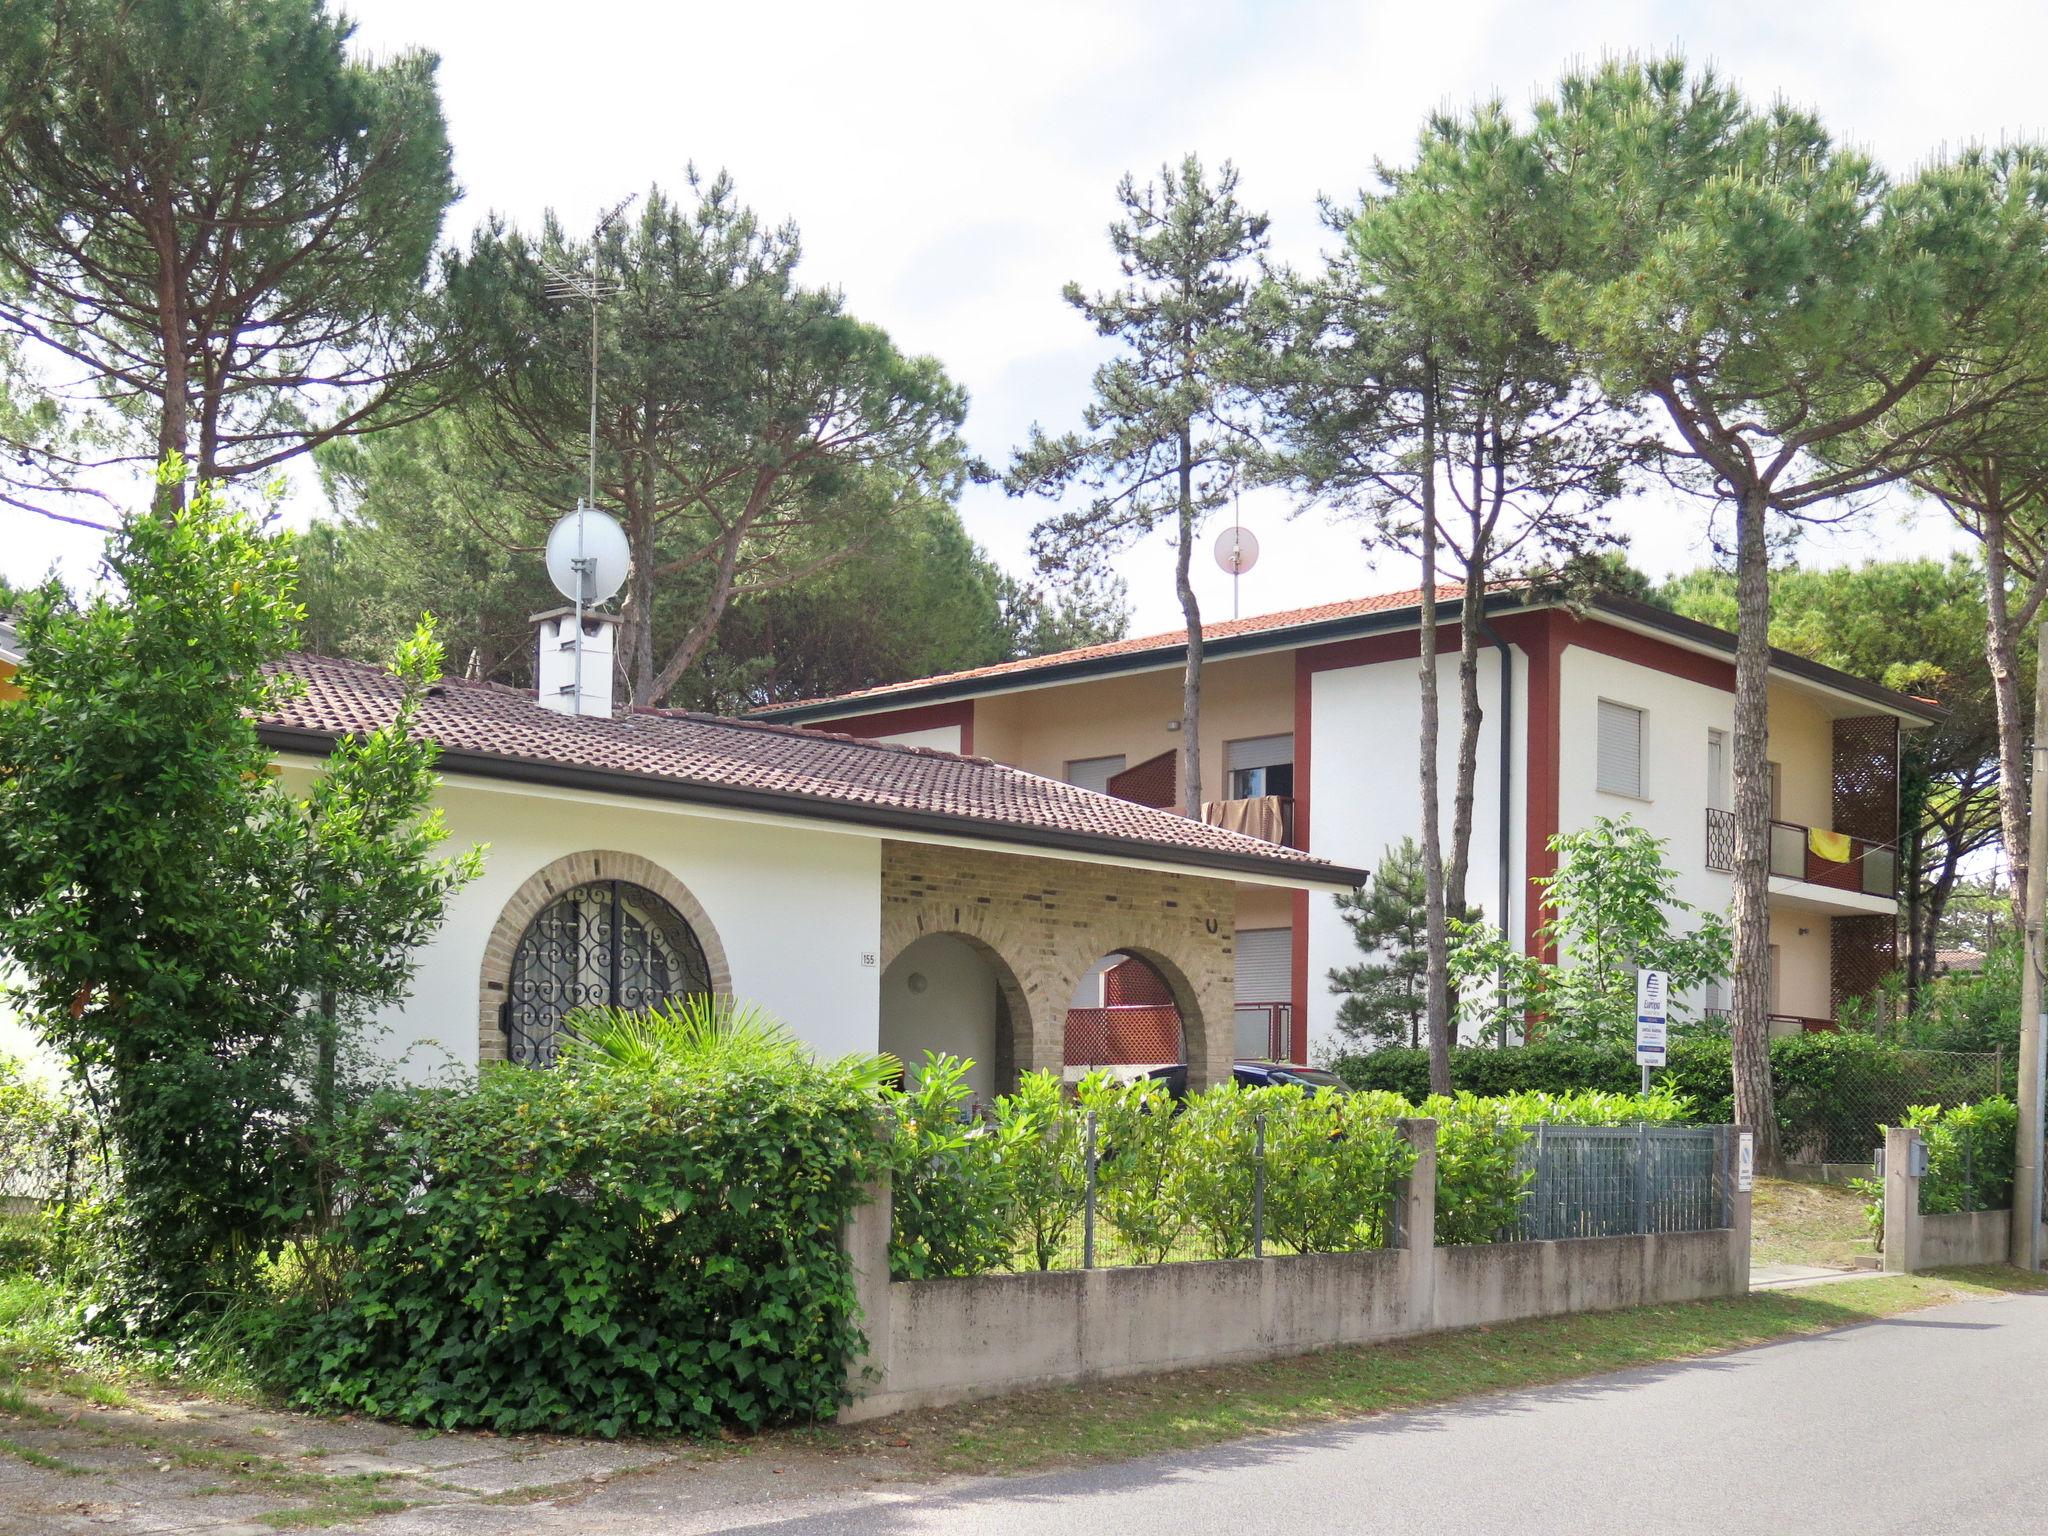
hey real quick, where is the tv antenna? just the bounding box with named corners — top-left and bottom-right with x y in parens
top-left (540, 194), bottom-right (637, 712)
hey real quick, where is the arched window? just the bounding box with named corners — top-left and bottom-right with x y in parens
top-left (503, 880), bottom-right (712, 1066)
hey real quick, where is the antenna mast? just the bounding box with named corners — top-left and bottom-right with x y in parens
top-left (542, 193), bottom-right (637, 712)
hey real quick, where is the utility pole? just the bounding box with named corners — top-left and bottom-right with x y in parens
top-left (2014, 617), bottom-right (2048, 1270)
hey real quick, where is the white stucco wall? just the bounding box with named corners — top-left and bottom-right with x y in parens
top-left (1305, 645), bottom-right (1528, 1049)
top-left (278, 769), bottom-right (885, 1079)
top-left (1554, 647), bottom-right (1840, 1019)
top-left (880, 933), bottom-right (999, 1104)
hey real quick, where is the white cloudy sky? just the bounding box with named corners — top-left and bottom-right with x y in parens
top-left (8, 0), bottom-right (2035, 630)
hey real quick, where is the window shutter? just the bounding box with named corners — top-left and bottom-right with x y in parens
top-left (1065, 754), bottom-right (1126, 795)
top-left (1597, 701), bottom-right (1644, 798)
top-left (1226, 734), bottom-right (1294, 774)
top-left (1234, 928), bottom-right (1292, 1005)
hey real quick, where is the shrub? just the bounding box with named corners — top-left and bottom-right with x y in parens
top-left (987, 1071), bottom-right (1086, 1271)
top-left (886, 1054), bottom-right (1012, 1280)
top-left (1904, 1097), bottom-right (2017, 1215)
top-left (1423, 1088), bottom-right (1690, 1245)
top-left (1076, 1072), bottom-right (1191, 1263)
top-left (287, 1013), bottom-right (885, 1437)
top-left (1261, 1089), bottom-right (1415, 1253)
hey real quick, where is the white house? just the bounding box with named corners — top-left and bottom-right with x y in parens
top-left (255, 638), bottom-right (1362, 1097)
top-left (757, 584), bottom-right (1940, 1062)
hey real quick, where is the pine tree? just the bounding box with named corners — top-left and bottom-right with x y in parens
top-left (1006, 154), bottom-right (1268, 813)
top-left (1328, 840), bottom-right (1431, 1050)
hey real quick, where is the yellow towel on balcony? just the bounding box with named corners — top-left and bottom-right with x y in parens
top-left (1808, 828), bottom-right (1853, 863)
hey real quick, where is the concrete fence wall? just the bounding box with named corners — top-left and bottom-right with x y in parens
top-left (840, 1119), bottom-right (1752, 1422)
top-left (1880, 1124), bottom-right (2018, 1272)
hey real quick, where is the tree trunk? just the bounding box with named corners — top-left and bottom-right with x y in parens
top-left (1417, 358), bottom-right (1452, 1096)
top-left (1729, 483), bottom-right (1781, 1172)
top-left (648, 522), bottom-right (745, 706)
top-left (1175, 424), bottom-right (1204, 815)
top-left (623, 497), bottom-right (658, 704)
top-left (150, 194), bottom-right (190, 519)
top-left (1982, 504), bottom-right (2031, 929)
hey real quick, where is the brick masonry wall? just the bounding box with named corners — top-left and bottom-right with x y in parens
top-left (879, 841), bottom-right (1238, 1091)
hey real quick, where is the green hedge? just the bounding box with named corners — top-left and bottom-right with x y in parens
top-left (286, 1050), bottom-right (882, 1437)
top-left (1329, 1033), bottom-right (1999, 1163)
top-left (889, 1058), bottom-right (1688, 1266)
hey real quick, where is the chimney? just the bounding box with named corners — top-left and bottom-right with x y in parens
top-left (532, 607), bottom-right (620, 717)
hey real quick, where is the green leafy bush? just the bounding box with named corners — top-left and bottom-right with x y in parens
top-left (1076, 1072), bottom-right (1191, 1263)
top-left (1261, 1088), bottom-right (1415, 1253)
top-left (1423, 1088), bottom-right (1690, 1245)
top-left (1329, 1035), bottom-right (1998, 1166)
top-left (887, 1054), bottom-right (1012, 1280)
top-left (987, 1071), bottom-right (1086, 1271)
top-left (1904, 1097), bottom-right (2017, 1215)
top-left (287, 1012), bottom-right (885, 1437)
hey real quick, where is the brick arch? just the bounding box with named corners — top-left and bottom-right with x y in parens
top-left (879, 905), bottom-right (1054, 1087)
top-left (1050, 926), bottom-right (1234, 1092)
top-left (477, 849), bottom-right (732, 1064)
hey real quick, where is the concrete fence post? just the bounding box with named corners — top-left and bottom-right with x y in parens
top-left (1727, 1125), bottom-right (1753, 1293)
top-left (1399, 1117), bottom-right (1438, 1333)
top-left (841, 1175), bottom-right (893, 1417)
top-left (1883, 1125), bottom-right (1923, 1275)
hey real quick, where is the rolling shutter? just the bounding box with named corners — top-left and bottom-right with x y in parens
top-left (1235, 928), bottom-right (1292, 1005)
top-left (1065, 754), bottom-right (1126, 795)
top-left (1227, 734), bottom-right (1294, 773)
top-left (1597, 701), bottom-right (1644, 798)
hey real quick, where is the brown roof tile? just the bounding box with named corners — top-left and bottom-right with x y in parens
top-left (258, 654), bottom-right (1358, 885)
top-left (760, 585), bottom-right (1462, 715)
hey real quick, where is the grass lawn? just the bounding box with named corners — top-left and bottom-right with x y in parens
top-left (807, 1266), bottom-right (2048, 1477)
top-left (1750, 1175), bottom-right (1878, 1269)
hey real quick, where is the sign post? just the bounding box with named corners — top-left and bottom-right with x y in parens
top-left (1635, 969), bottom-right (1669, 1095)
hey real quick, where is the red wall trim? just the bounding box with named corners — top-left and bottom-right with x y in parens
top-left (1556, 612), bottom-right (1737, 694)
top-left (1491, 611), bottom-right (1562, 964)
top-left (1290, 651), bottom-right (1314, 1063)
top-left (817, 699), bottom-right (975, 756)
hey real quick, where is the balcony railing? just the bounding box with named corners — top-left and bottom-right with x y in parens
top-left (1704, 807), bottom-right (1896, 899)
top-left (1201, 794), bottom-right (1296, 848)
top-left (1234, 1001), bottom-right (1297, 1061)
top-left (1704, 1007), bottom-right (1836, 1035)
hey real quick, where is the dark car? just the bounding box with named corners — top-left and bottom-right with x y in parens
top-left (1141, 1060), bottom-right (1353, 1103)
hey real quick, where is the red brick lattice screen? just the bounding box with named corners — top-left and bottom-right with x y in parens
top-left (1832, 913), bottom-right (1898, 1019)
top-left (1832, 715), bottom-right (1900, 845)
top-left (1064, 1006), bottom-right (1183, 1067)
top-left (1106, 750), bottom-right (1178, 811)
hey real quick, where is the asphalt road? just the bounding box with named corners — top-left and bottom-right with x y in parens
top-left (711, 1290), bottom-right (2048, 1536)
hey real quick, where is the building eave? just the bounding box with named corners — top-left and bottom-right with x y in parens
top-left (256, 724), bottom-right (1368, 892)
top-left (758, 588), bottom-right (1945, 730)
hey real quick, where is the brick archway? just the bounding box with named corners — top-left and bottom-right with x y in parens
top-left (477, 849), bottom-right (732, 1064)
top-left (878, 841), bottom-right (1237, 1093)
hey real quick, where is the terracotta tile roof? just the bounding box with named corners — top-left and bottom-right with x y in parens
top-left (257, 654), bottom-right (1357, 884)
top-left (765, 585), bottom-right (1462, 715)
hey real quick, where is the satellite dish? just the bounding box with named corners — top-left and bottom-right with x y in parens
top-left (1214, 525), bottom-right (1260, 577)
top-left (545, 506), bottom-right (630, 606)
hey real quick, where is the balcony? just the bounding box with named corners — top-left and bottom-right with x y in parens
top-left (1234, 1001), bottom-right (1298, 1061)
top-left (1705, 807), bottom-right (1897, 915)
top-left (1201, 794), bottom-right (1297, 848)
top-left (1705, 1007), bottom-right (1837, 1036)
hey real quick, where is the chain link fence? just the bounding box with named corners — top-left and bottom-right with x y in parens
top-left (1779, 1048), bottom-right (2002, 1169)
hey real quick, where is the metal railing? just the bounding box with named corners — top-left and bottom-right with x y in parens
top-left (1510, 1124), bottom-right (1732, 1241)
top-left (1234, 1001), bottom-right (1296, 1061)
top-left (1704, 807), bottom-right (1896, 898)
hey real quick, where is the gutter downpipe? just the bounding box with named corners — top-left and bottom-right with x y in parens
top-left (1477, 615), bottom-right (1516, 1047)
